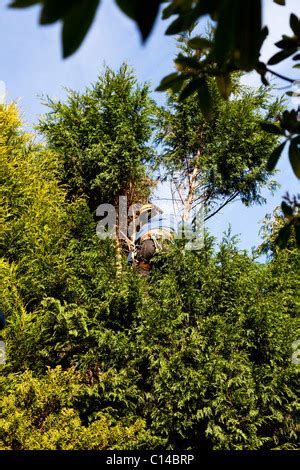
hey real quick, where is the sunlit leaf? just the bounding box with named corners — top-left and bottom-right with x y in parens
top-left (188, 37), bottom-right (212, 50)
top-left (174, 56), bottom-right (202, 72)
top-left (156, 73), bottom-right (185, 92)
top-left (216, 73), bottom-right (232, 99)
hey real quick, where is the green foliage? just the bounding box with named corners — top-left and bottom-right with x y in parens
top-left (0, 366), bottom-right (156, 450)
top-left (156, 71), bottom-right (282, 214)
top-left (38, 64), bottom-right (154, 211)
top-left (0, 104), bottom-right (72, 306)
top-left (0, 87), bottom-right (299, 451)
top-left (6, 1), bottom-right (300, 249)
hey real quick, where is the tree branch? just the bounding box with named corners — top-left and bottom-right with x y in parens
top-left (266, 67), bottom-right (295, 84)
top-left (203, 192), bottom-right (240, 222)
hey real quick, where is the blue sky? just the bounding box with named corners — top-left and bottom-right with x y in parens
top-left (0, 0), bottom-right (299, 252)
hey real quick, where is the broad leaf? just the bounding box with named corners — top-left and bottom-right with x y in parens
top-left (62, 0), bottom-right (100, 58)
top-left (288, 138), bottom-right (300, 178)
top-left (156, 73), bottom-right (185, 93)
top-left (9, 0), bottom-right (38, 6)
top-left (216, 73), bottom-right (232, 99)
top-left (197, 78), bottom-right (213, 120)
top-left (268, 48), bottom-right (296, 65)
top-left (275, 38), bottom-right (298, 49)
top-left (266, 140), bottom-right (286, 171)
top-left (260, 122), bottom-right (284, 135)
top-left (276, 223), bottom-right (292, 248)
top-left (40, 0), bottom-right (72, 25)
top-left (281, 201), bottom-right (293, 217)
top-left (179, 78), bottom-right (204, 101)
top-left (175, 56), bottom-right (202, 72)
top-left (290, 13), bottom-right (300, 37)
top-left (165, 16), bottom-right (186, 35)
top-left (295, 223), bottom-right (300, 247)
top-left (188, 37), bottom-right (212, 50)
top-left (117, 0), bottom-right (162, 41)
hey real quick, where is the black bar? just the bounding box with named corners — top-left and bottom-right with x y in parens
top-left (0, 450), bottom-right (298, 468)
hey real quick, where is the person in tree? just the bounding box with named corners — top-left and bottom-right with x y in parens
top-left (128, 205), bottom-right (177, 275)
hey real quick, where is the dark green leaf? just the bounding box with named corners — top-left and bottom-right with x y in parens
top-left (234, 0), bottom-right (262, 70)
top-left (266, 140), bottom-right (286, 171)
top-left (290, 13), bottom-right (300, 37)
top-left (288, 138), bottom-right (300, 178)
top-left (275, 38), bottom-right (298, 49)
top-left (260, 122), bottom-right (284, 135)
top-left (62, 0), bottom-right (100, 58)
top-left (197, 78), bottom-right (213, 121)
top-left (292, 63), bottom-right (300, 69)
top-left (156, 73), bottom-right (185, 92)
top-left (261, 75), bottom-right (269, 86)
top-left (40, 0), bottom-right (71, 25)
top-left (162, 1), bottom-right (181, 20)
top-left (286, 90), bottom-right (300, 96)
top-left (273, 0), bottom-right (285, 4)
top-left (9, 0), bottom-right (38, 6)
top-left (188, 37), bottom-right (212, 50)
top-left (295, 223), bottom-right (300, 247)
top-left (179, 78), bottom-right (204, 101)
top-left (214, 0), bottom-right (262, 70)
top-left (174, 56), bottom-right (202, 72)
top-left (276, 223), bottom-right (292, 248)
top-left (115, 0), bottom-right (136, 19)
top-left (135, 0), bottom-right (162, 42)
top-left (116, 0), bottom-right (161, 41)
top-left (216, 73), bottom-right (232, 99)
top-left (257, 26), bottom-right (269, 51)
top-left (268, 48), bottom-right (296, 65)
top-left (281, 201), bottom-right (293, 217)
top-left (214, 2), bottom-right (235, 67)
top-left (165, 16), bottom-right (186, 35)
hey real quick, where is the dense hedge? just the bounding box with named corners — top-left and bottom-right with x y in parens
top-left (0, 101), bottom-right (299, 450)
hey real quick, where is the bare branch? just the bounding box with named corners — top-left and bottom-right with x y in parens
top-left (203, 192), bottom-right (240, 222)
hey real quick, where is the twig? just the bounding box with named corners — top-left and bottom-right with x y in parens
top-left (203, 192), bottom-right (240, 222)
top-left (266, 67), bottom-right (296, 84)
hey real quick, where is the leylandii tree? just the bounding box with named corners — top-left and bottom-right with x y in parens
top-left (156, 39), bottom-right (283, 223)
top-left (0, 102), bottom-right (299, 451)
top-left (38, 64), bottom-right (155, 213)
top-left (0, 103), bottom-right (72, 306)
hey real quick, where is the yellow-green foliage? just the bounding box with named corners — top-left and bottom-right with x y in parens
top-left (0, 366), bottom-right (151, 450)
top-left (0, 103), bottom-right (71, 304)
